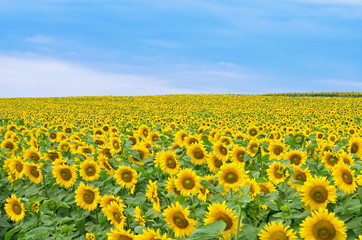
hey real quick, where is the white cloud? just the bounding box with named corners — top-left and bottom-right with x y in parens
top-left (24, 35), bottom-right (57, 44)
top-left (0, 55), bottom-right (205, 98)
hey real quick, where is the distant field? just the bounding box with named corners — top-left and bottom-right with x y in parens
top-left (1, 93), bottom-right (362, 239)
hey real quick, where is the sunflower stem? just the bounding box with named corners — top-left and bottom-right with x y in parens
top-left (235, 205), bottom-right (244, 240)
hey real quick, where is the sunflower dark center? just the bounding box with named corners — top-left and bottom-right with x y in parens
top-left (30, 167), bottom-right (40, 178)
top-left (143, 129), bottom-right (148, 137)
top-left (15, 163), bottom-right (23, 172)
top-left (220, 146), bottom-right (228, 155)
top-left (251, 144), bottom-right (259, 154)
top-left (214, 159), bottom-right (223, 168)
top-left (342, 170), bottom-right (353, 184)
top-left (122, 172), bottom-right (132, 182)
top-left (310, 186), bottom-right (328, 203)
top-left (13, 203), bottom-right (22, 215)
top-left (260, 185), bottom-right (270, 195)
top-left (83, 148), bottom-right (92, 154)
top-left (269, 231), bottom-right (288, 240)
top-left (49, 152), bottom-right (59, 160)
top-left (312, 220), bottom-right (336, 240)
top-left (194, 149), bottom-right (204, 159)
top-left (217, 213), bottom-right (233, 231)
top-left (86, 166), bottom-right (96, 176)
top-left (50, 133), bottom-right (57, 139)
top-left (173, 212), bottom-right (189, 229)
top-left (274, 168), bottom-right (284, 178)
top-left (249, 129), bottom-right (257, 136)
top-left (137, 150), bottom-right (145, 160)
top-left (183, 178), bottom-right (195, 189)
top-left (327, 156), bottom-right (338, 165)
top-left (166, 157), bottom-right (177, 168)
top-left (236, 151), bottom-right (245, 162)
top-left (351, 143), bottom-right (358, 153)
top-left (291, 154), bottom-right (301, 165)
top-left (83, 190), bottom-right (95, 204)
top-left (113, 212), bottom-right (122, 223)
top-left (60, 168), bottom-right (72, 181)
top-left (296, 172), bottom-right (306, 182)
top-left (274, 147), bottom-right (283, 155)
top-left (30, 153), bottom-right (40, 161)
top-left (225, 172), bottom-right (238, 183)
top-left (5, 142), bottom-right (14, 149)
top-left (113, 142), bottom-right (120, 149)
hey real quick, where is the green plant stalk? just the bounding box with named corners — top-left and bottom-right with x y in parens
top-left (234, 205), bottom-right (244, 240)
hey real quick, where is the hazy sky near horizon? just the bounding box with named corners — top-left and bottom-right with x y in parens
top-left (1, 0), bottom-right (362, 97)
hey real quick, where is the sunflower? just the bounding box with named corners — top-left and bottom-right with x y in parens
top-left (24, 147), bottom-right (42, 162)
top-left (98, 154), bottom-right (115, 175)
top-left (24, 162), bottom-right (43, 184)
top-left (217, 162), bottom-right (245, 191)
top-left (134, 206), bottom-right (146, 226)
top-left (322, 151), bottom-right (341, 170)
top-left (52, 163), bottom-right (78, 188)
top-left (300, 208), bottom-right (347, 240)
top-left (213, 141), bottom-right (229, 161)
top-left (103, 201), bottom-right (126, 229)
top-left (332, 163), bottom-right (357, 194)
top-left (85, 233), bottom-right (95, 240)
top-left (4, 195), bottom-right (26, 222)
top-left (157, 150), bottom-right (181, 175)
top-left (246, 126), bottom-right (259, 138)
top-left (175, 130), bottom-right (188, 146)
top-left (241, 178), bottom-right (261, 199)
top-left (231, 146), bottom-right (247, 167)
top-left (289, 166), bottom-right (312, 191)
top-left (184, 136), bottom-right (200, 147)
top-left (285, 150), bottom-right (307, 166)
top-left (186, 143), bottom-right (207, 165)
top-left (204, 201), bottom-right (238, 239)
top-left (1, 138), bottom-right (18, 153)
top-left (114, 165), bottom-right (138, 194)
top-left (138, 124), bottom-right (150, 139)
top-left (45, 150), bottom-right (62, 162)
top-left (165, 176), bottom-right (181, 196)
top-left (75, 182), bottom-right (100, 211)
top-left (134, 228), bottom-right (171, 240)
top-left (79, 159), bottom-right (101, 182)
top-left (300, 176), bottom-right (337, 211)
top-left (246, 140), bottom-right (260, 157)
top-left (79, 144), bottom-right (95, 156)
top-left (175, 168), bottom-right (201, 196)
top-left (129, 145), bottom-right (149, 165)
top-left (147, 132), bottom-right (160, 145)
top-left (163, 201), bottom-right (197, 238)
top-left (268, 141), bottom-right (288, 160)
top-left (207, 153), bottom-right (224, 173)
top-left (339, 152), bottom-right (354, 166)
top-left (258, 182), bottom-right (277, 196)
top-left (106, 228), bottom-right (135, 240)
top-left (7, 157), bottom-right (25, 180)
top-left (145, 180), bottom-right (161, 213)
top-left (100, 194), bottom-right (124, 212)
top-left (258, 221), bottom-right (297, 240)
top-left (110, 137), bottom-right (122, 154)
top-left (267, 161), bottom-right (287, 185)
top-left (348, 137), bottom-right (362, 157)
top-left (58, 140), bottom-right (71, 152)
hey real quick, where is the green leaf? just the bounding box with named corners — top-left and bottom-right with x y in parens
top-left (25, 227), bottom-right (49, 239)
top-left (5, 226), bottom-right (21, 240)
top-left (188, 221), bottom-right (226, 239)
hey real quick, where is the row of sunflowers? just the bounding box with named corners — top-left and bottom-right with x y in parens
top-left (1, 94), bottom-right (362, 239)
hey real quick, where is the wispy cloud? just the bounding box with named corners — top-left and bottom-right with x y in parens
top-left (0, 55), bottom-right (205, 98)
top-left (24, 35), bottom-right (57, 45)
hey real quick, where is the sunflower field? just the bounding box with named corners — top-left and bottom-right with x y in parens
top-left (1, 93), bottom-right (362, 240)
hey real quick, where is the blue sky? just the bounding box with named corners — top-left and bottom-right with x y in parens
top-left (1, 0), bottom-right (362, 97)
